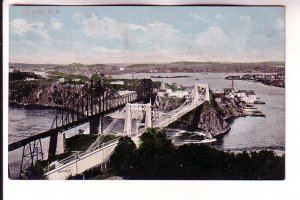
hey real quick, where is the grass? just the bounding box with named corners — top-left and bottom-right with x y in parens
top-left (48, 71), bottom-right (89, 82)
top-left (103, 78), bottom-right (143, 91)
top-left (66, 134), bottom-right (119, 152)
top-left (66, 134), bottom-right (98, 152)
top-left (127, 63), bottom-right (154, 68)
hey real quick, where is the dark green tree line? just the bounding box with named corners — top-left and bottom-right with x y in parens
top-left (111, 128), bottom-right (285, 180)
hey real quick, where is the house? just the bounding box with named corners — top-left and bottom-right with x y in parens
top-left (168, 90), bottom-right (189, 98)
top-left (110, 80), bottom-right (124, 85)
top-left (59, 78), bottom-right (65, 83)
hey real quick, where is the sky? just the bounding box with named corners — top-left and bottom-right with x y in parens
top-left (9, 6), bottom-right (285, 64)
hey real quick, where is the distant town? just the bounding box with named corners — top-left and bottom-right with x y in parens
top-left (9, 61), bottom-right (285, 77)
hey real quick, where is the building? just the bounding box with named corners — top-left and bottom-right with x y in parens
top-left (110, 80), bottom-right (124, 85)
top-left (168, 90), bottom-right (189, 98)
top-left (59, 78), bottom-right (65, 83)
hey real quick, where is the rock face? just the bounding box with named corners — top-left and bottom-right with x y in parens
top-left (168, 100), bottom-right (231, 137)
top-left (217, 98), bottom-right (246, 120)
top-left (10, 81), bottom-right (81, 107)
top-left (197, 101), bottom-right (230, 136)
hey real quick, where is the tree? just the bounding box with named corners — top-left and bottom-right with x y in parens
top-left (110, 129), bottom-right (284, 180)
top-left (138, 128), bottom-right (175, 179)
top-left (110, 136), bottom-right (137, 177)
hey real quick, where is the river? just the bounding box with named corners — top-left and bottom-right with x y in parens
top-left (8, 73), bottom-right (285, 178)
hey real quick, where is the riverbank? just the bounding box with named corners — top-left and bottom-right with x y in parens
top-left (225, 73), bottom-right (285, 88)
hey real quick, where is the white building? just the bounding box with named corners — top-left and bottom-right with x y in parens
top-left (157, 91), bottom-right (166, 97)
top-left (240, 95), bottom-right (257, 104)
top-left (59, 78), bottom-right (65, 83)
top-left (110, 80), bottom-right (124, 85)
top-left (168, 90), bottom-right (189, 98)
top-left (165, 88), bottom-right (172, 94)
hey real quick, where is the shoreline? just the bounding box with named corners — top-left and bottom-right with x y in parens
top-left (9, 101), bottom-right (58, 110)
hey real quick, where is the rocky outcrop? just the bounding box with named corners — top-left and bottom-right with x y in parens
top-left (9, 81), bottom-right (82, 108)
top-left (217, 98), bottom-right (246, 120)
top-left (197, 101), bottom-right (230, 137)
top-left (168, 100), bottom-right (231, 137)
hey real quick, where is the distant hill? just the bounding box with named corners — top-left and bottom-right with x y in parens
top-left (9, 61), bottom-right (285, 75)
top-left (172, 61), bottom-right (285, 66)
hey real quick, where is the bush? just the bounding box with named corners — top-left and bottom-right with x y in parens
top-left (110, 129), bottom-right (285, 180)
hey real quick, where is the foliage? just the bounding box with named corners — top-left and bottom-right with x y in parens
top-left (66, 134), bottom-right (98, 152)
top-left (103, 79), bottom-right (141, 91)
top-left (22, 160), bottom-right (46, 180)
top-left (201, 100), bottom-right (211, 112)
top-left (168, 83), bottom-right (181, 91)
top-left (110, 129), bottom-right (285, 180)
top-left (9, 80), bottom-right (38, 102)
top-left (48, 71), bottom-right (89, 83)
top-left (66, 134), bottom-right (118, 152)
top-left (9, 70), bottom-right (43, 82)
top-left (110, 136), bottom-right (137, 177)
top-left (127, 64), bottom-right (153, 68)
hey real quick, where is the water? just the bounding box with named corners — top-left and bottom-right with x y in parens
top-left (8, 108), bottom-right (125, 179)
top-left (112, 72), bottom-right (285, 151)
top-left (8, 73), bottom-right (285, 178)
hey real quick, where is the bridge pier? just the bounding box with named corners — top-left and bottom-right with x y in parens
top-left (48, 132), bottom-right (66, 159)
top-left (48, 133), bottom-right (58, 160)
top-left (90, 116), bottom-right (101, 135)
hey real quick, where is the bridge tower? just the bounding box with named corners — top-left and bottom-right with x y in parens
top-left (123, 102), bottom-right (153, 136)
top-left (205, 84), bottom-right (210, 102)
top-left (145, 103), bottom-right (152, 129)
top-left (124, 103), bottom-right (132, 137)
top-left (193, 83), bottom-right (200, 102)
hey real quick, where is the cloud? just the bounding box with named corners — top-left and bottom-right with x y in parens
top-left (72, 13), bottom-right (85, 23)
top-left (50, 17), bottom-right (63, 30)
top-left (196, 26), bottom-right (230, 50)
top-left (82, 14), bottom-right (101, 37)
top-left (214, 14), bottom-right (224, 19)
top-left (190, 14), bottom-right (207, 22)
top-left (10, 18), bottom-right (32, 35)
top-left (10, 18), bottom-right (50, 39)
top-left (146, 21), bottom-right (181, 36)
top-left (240, 16), bottom-right (252, 23)
top-left (275, 18), bottom-right (284, 30)
top-left (82, 14), bottom-right (146, 40)
top-left (10, 11), bottom-right (284, 64)
top-left (91, 46), bottom-right (123, 53)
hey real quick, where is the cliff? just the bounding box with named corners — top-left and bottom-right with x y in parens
top-left (168, 100), bottom-right (231, 137)
top-left (9, 81), bottom-right (81, 107)
top-left (217, 98), bottom-right (246, 120)
top-left (197, 101), bottom-right (230, 137)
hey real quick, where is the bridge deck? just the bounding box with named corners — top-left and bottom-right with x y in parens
top-left (8, 97), bottom-right (144, 151)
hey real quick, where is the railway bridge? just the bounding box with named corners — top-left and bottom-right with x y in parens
top-left (8, 79), bottom-right (157, 177)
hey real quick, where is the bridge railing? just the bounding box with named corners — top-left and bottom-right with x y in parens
top-left (47, 138), bottom-right (120, 172)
